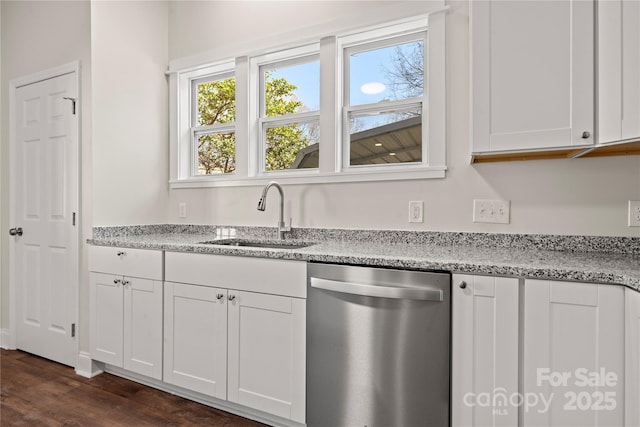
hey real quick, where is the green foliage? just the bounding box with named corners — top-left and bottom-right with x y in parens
top-left (196, 73), bottom-right (313, 174)
top-left (197, 78), bottom-right (236, 125)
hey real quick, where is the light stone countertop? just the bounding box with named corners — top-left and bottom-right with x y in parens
top-left (87, 225), bottom-right (640, 291)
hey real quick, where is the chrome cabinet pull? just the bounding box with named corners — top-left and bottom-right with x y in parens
top-left (581, 131), bottom-right (591, 139)
top-left (116, 251), bottom-right (126, 257)
top-left (113, 279), bottom-right (121, 285)
top-left (216, 293), bottom-right (224, 300)
top-left (228, 294), bottom-right (236, 301)
top-left (459, 281), bottom-right (467, 289)
top-left (122, 280), bottom-right (130, 287)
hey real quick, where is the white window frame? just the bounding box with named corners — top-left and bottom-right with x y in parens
top-left (190, 71), bottom-right (237, 177)
top-left (250, 45), bottom-right (321, 176)
top-left (168, 7), bottom-right (447, 188)
top-left (341, 30), bottom-right (427, 171)
top-left (172, 60), bottom-right (237, 182)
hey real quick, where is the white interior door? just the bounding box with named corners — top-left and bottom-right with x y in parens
top-left (11, 71), bottom-right (78, 367)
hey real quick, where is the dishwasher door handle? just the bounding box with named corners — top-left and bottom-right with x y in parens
top-left (310, 277), bottom-right (443, 301)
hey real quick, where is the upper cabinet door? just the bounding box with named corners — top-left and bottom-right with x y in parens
top-left (598, 0), bottom-right (640, 144)
top-left (471, 0), bottom-right (594, 153)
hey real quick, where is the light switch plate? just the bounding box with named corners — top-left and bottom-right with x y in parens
top-left (179, 202), bottom-right (187, 218)
top-left (473, 199), bottom-right (510, 224)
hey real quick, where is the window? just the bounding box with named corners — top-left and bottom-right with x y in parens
top-left (343, 34), bottom-right (425, 168)
top-left (253, 46), bottom-right (320, 173)
top-left (191, 73), bottom-right (236, 175)
top-left (169, 8), bottom-right (446, 188)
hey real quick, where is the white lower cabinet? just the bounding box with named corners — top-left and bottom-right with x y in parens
top-left (163, 252), bottom-right (306, 424)
top-left (89, 246), bottom-right (163, 380)
top-left (626, 288), bottom-right (640, 427)
top-left (523, 280), bottom-right (625, 427)
top-left (90, 273), bottom-right (164, 379)
top-left (227, 290), bottom-right (305, 422)
top-left (163, 282), bottom-right (227, 398)
top-left (452, 274), bottom-right (519, 427)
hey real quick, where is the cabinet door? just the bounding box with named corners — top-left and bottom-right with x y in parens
top-left (472, 0), bottom-right (594, 153)
top-left (626, 289), bottom-right (640, 426)
top-left (163, 282), bottom-right (227, 399)
top-left (89, 272), bottom-right (123, 367)
top-left (227, 291), bottom-right (305, 423)
top-left (123, 277), bottom-right (163, 380)
top-left (598, 0), bottom-right (640, 144)
top-left (452, 275), bottom-right (519, 427)
top-left (523, 280), bottom-right (624, 427)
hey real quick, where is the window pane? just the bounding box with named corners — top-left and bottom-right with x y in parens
top-left (349, 39), bottom-right (424, 106)
top-left (265, 121), bottom-right (319, 171)
top-left (348, 108), bottom-right (421, 166)
top-left (195, 77), bottom-right (235, 126)
top-left (263, 60), bottom-right (320, 117)
top-left (196, 132), bottom-right (236, 175)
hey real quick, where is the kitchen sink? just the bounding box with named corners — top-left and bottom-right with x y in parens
top-left (200, 239), bottom-right (314, 250)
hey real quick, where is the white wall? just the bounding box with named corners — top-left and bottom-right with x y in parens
top-left (0, 0), bottom-right (92, 337)
top-left (91, 1), bottom-right (169, 226)
top-left (167, 0), bottom-right (640, 237)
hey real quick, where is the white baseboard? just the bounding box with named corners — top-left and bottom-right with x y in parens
top-left (75, 351), bottom-right (104, 378)
top-left (105, 365), bottom-right (303, 427)
top-left (0, 329), bottom-right (12, 350)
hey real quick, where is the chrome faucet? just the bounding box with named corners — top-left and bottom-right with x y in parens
top-left (257, 181), bottom-right (291, 240)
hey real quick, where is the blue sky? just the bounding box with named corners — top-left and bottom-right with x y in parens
top-left (270, 39), bottom-right (423, 112)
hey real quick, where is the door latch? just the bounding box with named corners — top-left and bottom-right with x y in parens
top-left (9, 227), bottom-right (23, 236)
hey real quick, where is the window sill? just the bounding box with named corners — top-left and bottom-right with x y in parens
top-left (170, 166), bottom-right (446, 189)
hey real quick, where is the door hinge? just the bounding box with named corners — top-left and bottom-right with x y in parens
top-left (63, 97), bottom-right (77, 115)
top-left (72, 212), bottom-right (76, 226)
top-left (71, 323), bottom-right (76, 338)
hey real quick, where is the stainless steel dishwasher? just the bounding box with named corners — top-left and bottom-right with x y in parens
top-left (306, 263), bottom-right (451, 427)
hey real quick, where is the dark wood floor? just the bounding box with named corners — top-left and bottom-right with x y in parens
top-left (0, 349), bottom-right (266, 426)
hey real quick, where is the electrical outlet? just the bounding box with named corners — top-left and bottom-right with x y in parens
top-left (409, 201), bottom-right (424, 223)
top-left (179, 202), bottom-right (187, 218)
top-left (629, 201), bottom-right (640, 227)
top-left (473, 199), bottom-right (510, 224)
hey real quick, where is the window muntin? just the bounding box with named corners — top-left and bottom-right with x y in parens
top-left (258, 55), bottom-right (320, 173)
top-left (343, 33), bottom-right (426, 168)
top-left (191, 73), bottom-right (236, 175)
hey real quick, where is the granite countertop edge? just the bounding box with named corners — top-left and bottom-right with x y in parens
top-left (87, 226), bottom-right (640, 292)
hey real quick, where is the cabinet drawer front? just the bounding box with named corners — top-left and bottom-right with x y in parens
top-left (165, 252), bottom-right (307, 298)
top-left (89, 246), bottom-right (163, 280)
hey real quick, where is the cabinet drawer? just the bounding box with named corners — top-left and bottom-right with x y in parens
top-left (165, 252), bottom-right (306, 298)
top-left (89, 246), bottom-right (163, 280)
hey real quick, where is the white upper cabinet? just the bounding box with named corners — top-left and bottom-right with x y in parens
top-left (598, 0), bottom-right (640, 145)
top-left (471, 0), bottom-right (594, 154)
top-left (523, 280), bottom-right (625, 427)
